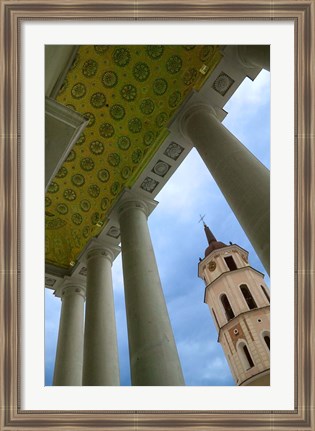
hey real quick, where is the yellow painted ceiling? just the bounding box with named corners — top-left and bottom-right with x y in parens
top-left (45, 45), bottom-right (222, 269)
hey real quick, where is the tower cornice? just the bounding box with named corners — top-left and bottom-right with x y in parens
top-left (203, 265), bottom-right (265, 302)
top-left (216, 305), bottom-right (270, 339)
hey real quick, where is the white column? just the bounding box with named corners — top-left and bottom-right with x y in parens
top-left (237, 45), bottom-right (270, 71)
top-left (83, 246), bottom-right (120, 385)
top-left (118, 198), bottom-right (185, 386)
top-left (53, 278), bottom-right (86, 386)
top-left (181, 104), bottom-right (270, 275)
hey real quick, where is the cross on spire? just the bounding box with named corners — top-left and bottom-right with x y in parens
top-left (198, 214), bottom-right (206, 225)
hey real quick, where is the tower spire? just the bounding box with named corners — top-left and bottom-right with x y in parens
top-left (198, 215), bottom-right (227, 257)
top-left (203, 222), bottom-right (216, 245)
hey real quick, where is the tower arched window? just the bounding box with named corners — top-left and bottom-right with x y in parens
top-left (224, 255), bottom-right (237, 271)
top-left (264, 335), bottom-right (270, 350)
top-left (240, 284), bottom-right (257, 310)
top-left (220, 294), bottom-right (235, 321)
top-left (238, 341), bottom-right (255, 370)
top-left (262, 331), bottom-right (270, 350)
top-left (261, 285), bottom-right (270, 303)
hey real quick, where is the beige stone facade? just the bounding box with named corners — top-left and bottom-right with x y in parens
top-left (198, 227), bottom-right (270, 386)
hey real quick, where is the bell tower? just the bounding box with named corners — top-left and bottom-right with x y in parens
top-left (198, 222), bottom-right (270, 386)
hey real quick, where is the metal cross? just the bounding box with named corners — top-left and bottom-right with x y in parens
top-left (198, 214), bottom-right (206, 224)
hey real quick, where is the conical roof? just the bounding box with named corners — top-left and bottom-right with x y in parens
top-left (203, 223), bottom-right (227, 257)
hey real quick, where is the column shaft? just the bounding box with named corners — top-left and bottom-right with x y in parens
top-left (119, 200), bottom-right (185, 386)
top-left (183, 106), bottom-right (270, 274)
top-left (53, 282), bottom-right (85, 386)
top-left (83, 248), bottom-right (120, 385)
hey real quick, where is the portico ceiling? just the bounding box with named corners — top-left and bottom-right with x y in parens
top-left (45, 45), bottom-right (222, 270)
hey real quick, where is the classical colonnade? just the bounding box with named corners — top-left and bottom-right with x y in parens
top-left (51, 46), bottom-right (270, 386)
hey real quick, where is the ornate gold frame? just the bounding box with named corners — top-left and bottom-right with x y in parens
top-left (1, 1), bottom-right (314, 429)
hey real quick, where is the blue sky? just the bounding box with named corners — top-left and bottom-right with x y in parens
top-left (45, 69), bottom-right (270, 386)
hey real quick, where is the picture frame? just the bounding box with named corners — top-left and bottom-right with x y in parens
top-left (1, 0), bottom-right (314, 429)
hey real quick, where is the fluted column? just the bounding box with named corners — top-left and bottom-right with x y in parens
top-left (118, 198), bottom-right (185, 386)
top-left (181, 104), bottom-right (270, 275)
top-left (83, 246), bottom-right (120, 386)
top-left (237, 45), bottom-right (270, 71)
top-left (53, 278), bottom-right (86, 386)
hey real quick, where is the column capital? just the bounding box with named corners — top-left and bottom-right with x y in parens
top-left (179, 103), bottom-right (217, 140)
top-left (80, 238), bottom-right (121, 266)
top-left (87, 246), bottom-right (117, 264)
top-left (57, 276), bottom-right (86, 300)
top-left (235, 45), bottom-right (270, 71)
top-left (109, 188), bottom-right (158, 223)
top-left (118, 198), bottom-right (149, 219)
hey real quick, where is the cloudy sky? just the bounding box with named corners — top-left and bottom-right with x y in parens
top-left (45, 69), bottom-right (270, 386)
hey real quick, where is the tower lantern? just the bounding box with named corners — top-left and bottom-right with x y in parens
top-left (198, 222), bottom-right (270, 386)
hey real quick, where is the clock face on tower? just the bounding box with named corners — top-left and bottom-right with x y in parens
top-left (209, 260), bottom-right (216, 271)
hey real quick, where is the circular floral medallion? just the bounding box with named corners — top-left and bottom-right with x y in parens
top-left (102, 71), bottom-right (118, 88)
top-left (71, 82), bottom-right (86, 99)
top-left (90, 92), bottom-right (106, 109)
top-left (64, 188), bottom-right (76, 201)
top-left (98, 168), bottom-right (110, 182)
top-left (199, 45), bottom-right (214, 62)
top-left (80, 157), bottom-right (95, 171)
top-left (153, 78), bottom-right (168, 95)
top-left (55, 166), bottom-right (68, 178)
top-left (183, 68), bottom-right (197, 85)
top-left (82, 59), bottom-right (98, 77)
top-left (101, 197), bottom-right (109, 210)
top-left (91, 212), bottom-right (100, 225)
top-left (72, 213), bottom-right (83, 225)
top-left (140, 98), bottom-right (155, 115)
top-left (156, 112), bottom-right (168, 128)
top-left (45, 197), bottom-right (51, 207)
top-left (80, 199), bottom-right (91, 212)
top-left (132, 149), bottom-right (143, 164)
top-left (128, 118), bottom-right (142, 133)
top-left (143, 131), bottom-right (155, 146)
top-left (71, 174), bottom-right (85, 187)
top-left (107, 153), bottom-right (120, 167)
top-left (168, 90), bottom-right (181, 108)
top-left (120, 84), bottom-right (137, 101)
top-left (76, 133), bottom-right (86, 146)
top-left (83, 112), bottom-right (95, 127)
top-left (121, 166), bottom-right (131, 179)
top-left (94, 45), bottom-right (109, 55)
top-left (153, 161), bottom-right (170, 177)
top-left (46, 218), bottom-right (66, 230)
top-left (166, 55), bottom-right (182, 74)
top-left (90, 140), bottom-right (104, 155)
top-left (82, 225), bottom-right (90, 238)
top-left (133, 62), bottom-right (150, 82)
top-left (110, 104), bottom-right (125, 121)
top-left (99, 122), bottom-right (115, 138)
top-left (117, 136), bottom-right (131, 150)
top-left (146, 45), bottom-right (164, 59)
top-left (113, 48), bottom-right (131, 67)
top-left (47, 182), bottom-right (59, 193)
top-left (110, 181), bottom-right (120, 196)
top-left (56, 203), bottom-right (68, 215)
top-left (65, 150), bottom-right (76, 162)
top-left (88, 184), bottom-right (100, 198)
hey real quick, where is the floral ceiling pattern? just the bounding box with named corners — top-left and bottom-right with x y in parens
top-left (45, 45), bottom-right (222, 269)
